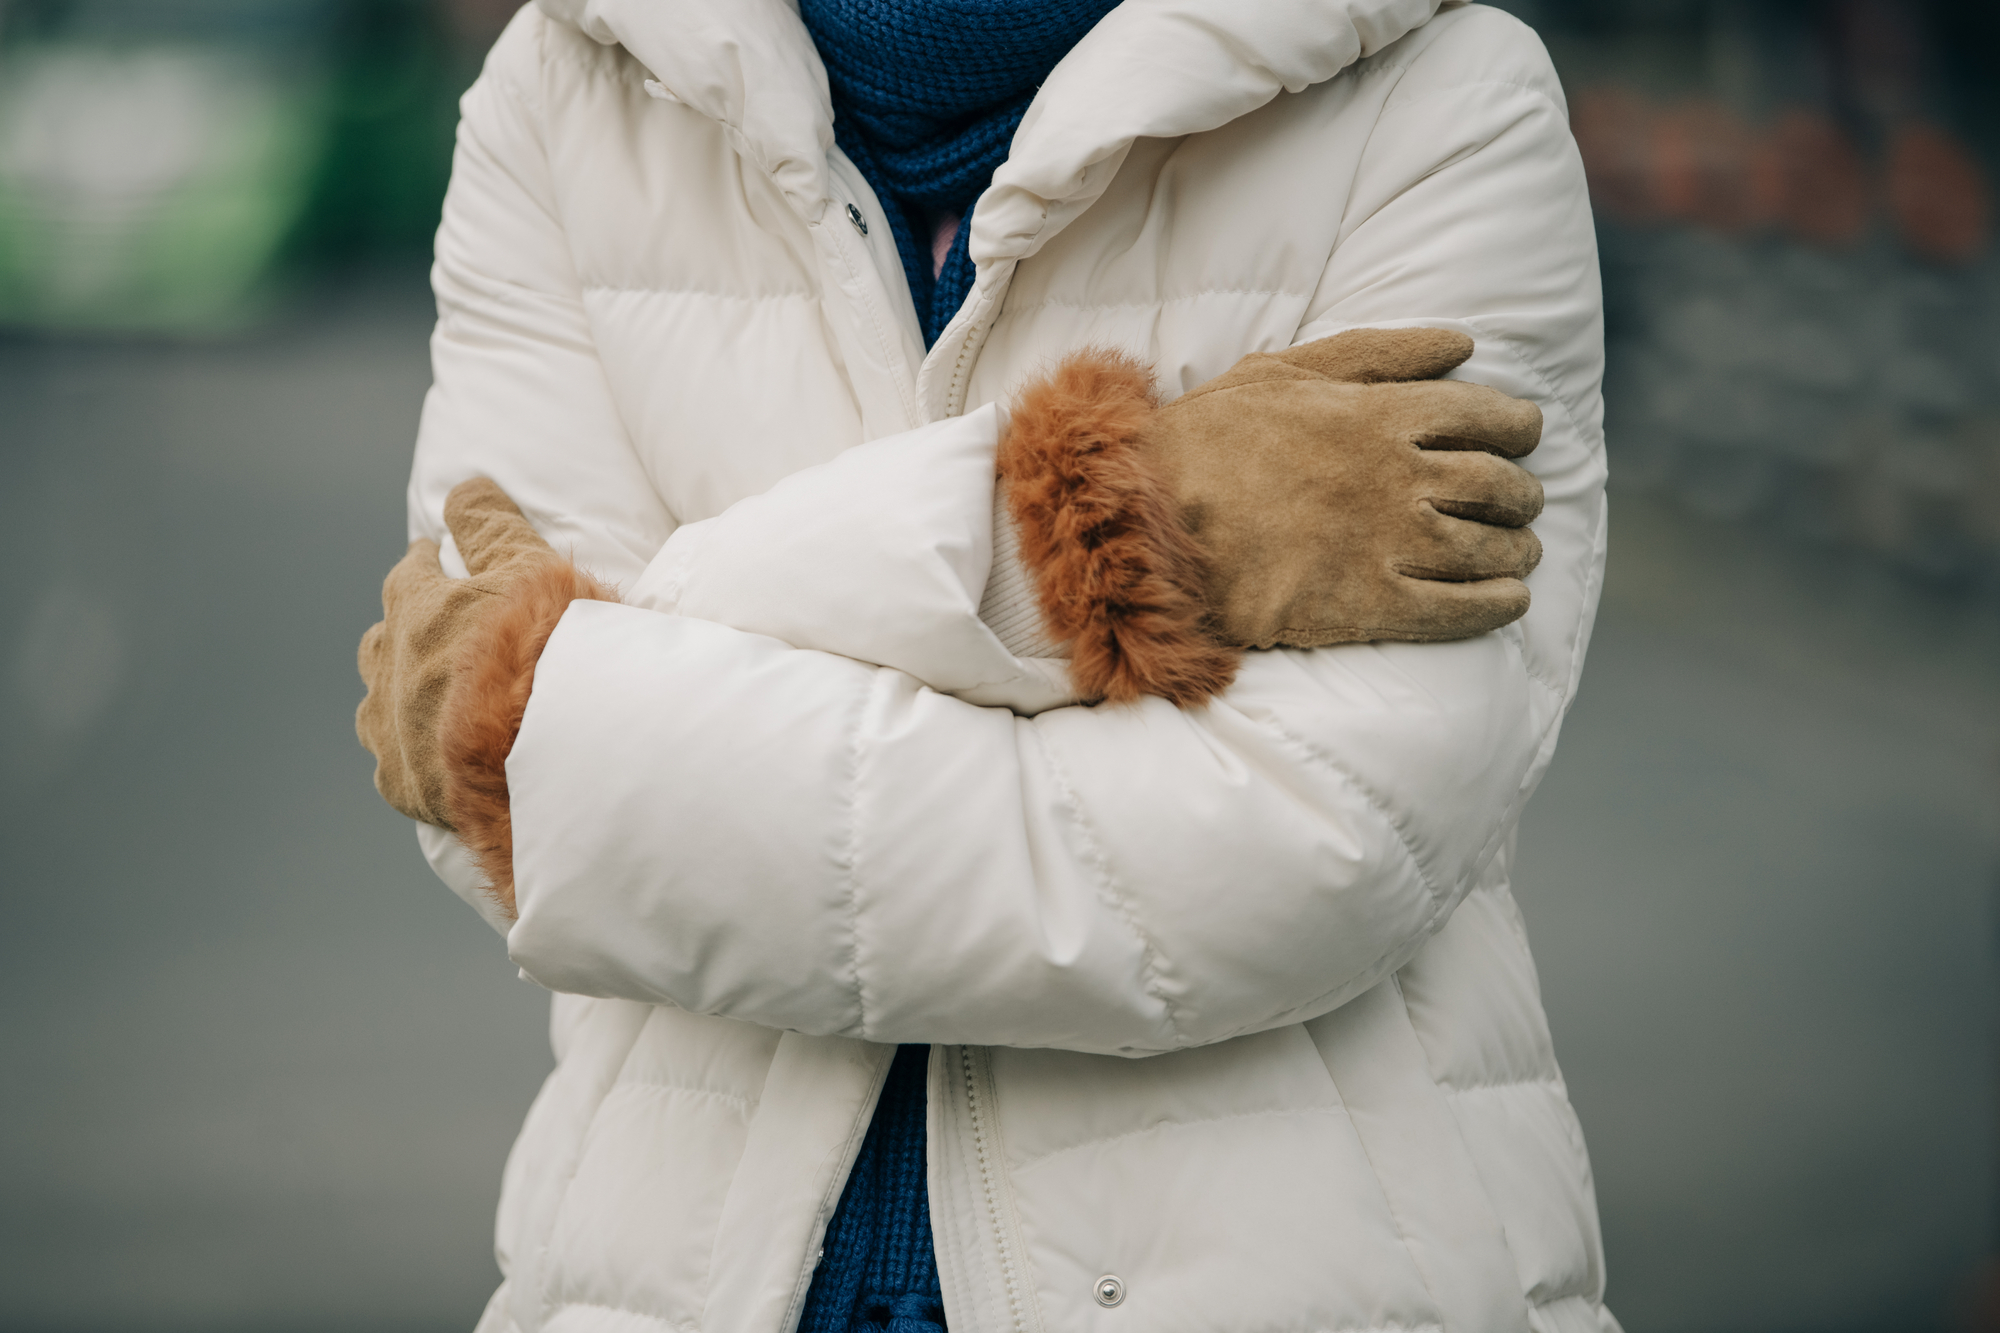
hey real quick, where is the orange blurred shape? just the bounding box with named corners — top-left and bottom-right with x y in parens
top-left (1887, 123), bottom-right (1991, 264)
top-left (1752, 110), bottom-right (1872, 249)
top-left (1651, 101), bottom-right (1760, 233)
top-left (1573, 86), bottom-right (1659, 222)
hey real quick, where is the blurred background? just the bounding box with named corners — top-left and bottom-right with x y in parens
top-left (0, 0), bottom-right (1994, 1330)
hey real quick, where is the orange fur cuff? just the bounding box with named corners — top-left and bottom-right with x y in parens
top-left (439, 558), bottom-right (618, 919)
top-left (999, 350), bottom-right (1239, 706)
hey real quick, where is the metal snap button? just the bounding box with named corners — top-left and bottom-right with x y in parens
top-left (1093, 1275), bottom-right (1125, 1308)
top-left (845, 202), bottom-right (869, 236)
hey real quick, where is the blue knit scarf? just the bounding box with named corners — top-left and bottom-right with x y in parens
top-left (798, 0), bottom-right (1121, 345)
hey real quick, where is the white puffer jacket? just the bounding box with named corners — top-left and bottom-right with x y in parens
top-left (407, 2), bottom-right (1613, 1332)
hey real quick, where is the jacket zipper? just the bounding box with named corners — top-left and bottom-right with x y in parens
top-left (938, 280), bottom-right (990, 420)
top-left (944, 322), bottom-right (982, 420)
top-left (958, 1045), bottom-right (1030, 1333)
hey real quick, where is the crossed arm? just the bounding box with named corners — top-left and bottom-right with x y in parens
top-left (366, 28), bottom-right (1605, 1056)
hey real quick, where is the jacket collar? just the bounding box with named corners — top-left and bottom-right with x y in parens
top-left (536, 0), bottom-right (836, 216)
top-left (536, 0), bottom-right (1445, 258)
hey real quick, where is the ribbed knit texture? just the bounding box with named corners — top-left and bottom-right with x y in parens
top-left (797, 0), bottom-right (1120, 345)
top-left (981, 482), bottom-right (1066, 660)
top-left (799, 1045), bottom-right (946, 1333)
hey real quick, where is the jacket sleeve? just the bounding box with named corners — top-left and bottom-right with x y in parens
top-left (504, 10), bottom-right (1606, 1056)
top-left (407, 14), bottom-right (675, 591)
top-left (402, 17), bottom-right (678, 904)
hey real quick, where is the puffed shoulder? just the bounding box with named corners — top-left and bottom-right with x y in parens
top-left (480, 0), bottom-right (644, 108)
top-left (476, 3), bottom-right (548, 98)
top-left (1365, 3), bottom-right (1567, 118)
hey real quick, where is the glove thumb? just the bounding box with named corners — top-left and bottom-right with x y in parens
top-left (445, 477), bottom-right (555, 576)
top-left (1273, 326), bottom-right (1474, 383)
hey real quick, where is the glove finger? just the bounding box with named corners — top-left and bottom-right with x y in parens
top-left (357, 619), bottom-right (388, 681)
top-left (1398, 505), bottom-right (1543, 581)
top-left (1374, 573), bottom-right (1534, 640)
top-left (356, 622), bottom-right (388, 757)
top-left (1418, 448), bottom-right (1545, 526)
top-left (1386, 380), bottom-right (1543, 459)
top-left (446, 477), bottom-right (554, 576)
top-left (1273, 326), bottom-right (1474, 384)
top-left (381, 539), bottom-right (446, 616)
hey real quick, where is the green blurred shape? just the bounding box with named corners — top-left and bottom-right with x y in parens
top-left (0, 43), bottom-right (330, 333)
top-left (297, 0), bottom-right (469, 260)
top-left (0, 0), bottom-right (476, 333)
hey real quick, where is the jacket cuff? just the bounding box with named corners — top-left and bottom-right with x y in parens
top-left (438, 558), bottom-right (619, 918)
top-left (998, 349), bottom-right (1239, 706)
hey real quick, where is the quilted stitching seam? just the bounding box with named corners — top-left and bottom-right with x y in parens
top-left (994, 287), bottom-right (1306, 318)
top-left (1007, 1105), bottom-right (1346, 1174)
top-left (533, 1010), bottom-right (654, 1326)
top-left (1171, 701), bottom-right (1461, 1047)
top-left (579, 285), bottom-right (818, 302)
top-left (543, 1300), bottom-right (702, 1332)
top-left (1531, 1293), bottom-right (1610, 1320)
top-left (533, 16), bottom-right (649, 89)
top-left (1434, 1073), bottom-right (1566, 1097)
top-left (837, 669), bottom-right (880, 1039)
top-left (1381, 76), bottom-right (1565, 120)
top-left (1027, 722), bottom-right (1189, 1047)
top-left (1245, 700), bottom-right (1450, 913)
top-left (608, 1079), bottom-right (760, 1120)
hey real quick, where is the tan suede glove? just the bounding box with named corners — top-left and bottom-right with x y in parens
top-left (998, 327), bottom-right (1545, 705)
top-left (1160, 327), bottom-right (1543, 647)
top-left (356, 479), bottom-right (614, 841)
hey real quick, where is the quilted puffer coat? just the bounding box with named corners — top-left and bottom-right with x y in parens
top-left (406, 2), bottom-right (1614, 1332)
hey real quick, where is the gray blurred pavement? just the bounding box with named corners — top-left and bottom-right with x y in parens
top-left (0, 269), bottom-right (1994, 1332)
top-left (1515, 499), bottom-right (1999, 1332)
top-left (0, 269), bottom-right (553, 1333)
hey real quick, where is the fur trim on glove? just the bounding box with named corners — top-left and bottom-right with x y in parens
top-left (999, 350), bottom-right (1239, 706)
top-left (439, 558), bottom-right (618, 918)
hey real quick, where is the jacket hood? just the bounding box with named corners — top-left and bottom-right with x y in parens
top-left (534, 0), bottom-right (1447, 262)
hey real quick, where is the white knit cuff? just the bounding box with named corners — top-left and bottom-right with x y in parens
top-left (979, 480), bottom-right (1067, 661)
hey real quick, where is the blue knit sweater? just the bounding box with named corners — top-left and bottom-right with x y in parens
top-left (797, 1046), bottom-right (944, 1333)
